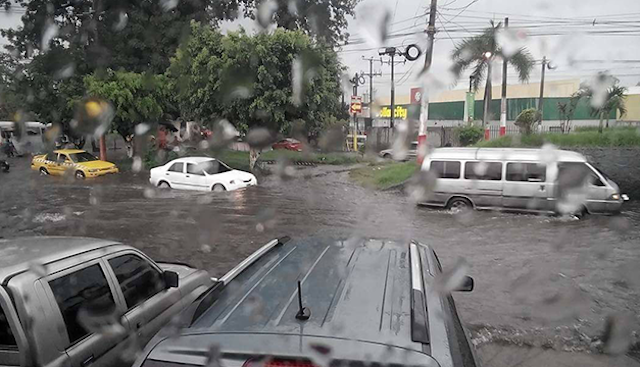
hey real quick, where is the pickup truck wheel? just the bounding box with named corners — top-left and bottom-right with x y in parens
top-left (40, 167), bottom-right (49, 175)
top-left (75, 170), bottom-right (85, 179)
top-left (212, 184), bottom-right (226, 192)
top-left (448, 197), bottom-right (472, 213)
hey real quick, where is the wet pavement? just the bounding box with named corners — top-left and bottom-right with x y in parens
top-left (1, 155), bottom-right (639, 366)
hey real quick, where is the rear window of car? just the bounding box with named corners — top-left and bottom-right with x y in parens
top-left (506, 163), bottom-right (546, 182)
top-left (465, 162), bottom-right (502, 181)
top-left (430, 160), bottom-right (461, 179)
top-left (0, 306), bottom-right (17, 349)
top-left (168, 162), bottom-right (184, 173)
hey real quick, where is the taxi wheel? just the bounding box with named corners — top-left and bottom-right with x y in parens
top-left (39, 167), bottom-right (49, 175)
top-left (75, 170), bottom-right (86, 179)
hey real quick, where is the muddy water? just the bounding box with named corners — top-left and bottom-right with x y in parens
top-left (1, 157), bottom-right (639, 362)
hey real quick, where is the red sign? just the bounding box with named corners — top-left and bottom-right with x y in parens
top-left (410, 87), bottom-right (422, 104)
top-left (350, 96), bottom-right (363, 114)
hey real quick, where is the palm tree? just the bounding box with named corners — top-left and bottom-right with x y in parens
top-left (571, 74), bottom-right (627, 133)
top-left (450, 22), bottom-right (535, 126)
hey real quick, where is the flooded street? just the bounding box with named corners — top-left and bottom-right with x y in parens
top-left (2, 156), bottom-right (640, 365)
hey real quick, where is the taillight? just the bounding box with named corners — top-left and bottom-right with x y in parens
top-left (243, 359), bottom-right (316, 367)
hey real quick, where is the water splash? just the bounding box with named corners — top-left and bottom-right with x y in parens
top-left (41, 21), bottom-right (58, 52)
top-left (257, 0), bottom-right (278, 29)
top-left (161, 0), bottom-right (179, 11)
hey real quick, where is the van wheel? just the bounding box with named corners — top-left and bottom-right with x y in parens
top-left (158, 181), bottom-right (171, 189)
top-left (75, 170), bottom-right (85, 179)
top-left (40, 167), bottom-right (49, 175)
top-left (212, 184), bottom-right (226, 192)
top-left (383, 153), bottom-right (391, 159)
top-left (448, 198), bottom-right (472, 213)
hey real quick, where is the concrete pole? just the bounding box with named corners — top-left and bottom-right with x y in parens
top-left (483, 61), bottom-right (493, 141)
top-left (417, 0), bottom-right (438, 165)
top-left (500, 17), bottom-right (509, 136)
top-left (538, 56), bottom-right (547, 132)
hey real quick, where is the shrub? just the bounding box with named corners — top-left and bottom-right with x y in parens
top-left (456, 125), bottom-right (484, 146)
top-left (514, 108), bottom-right (540, 135)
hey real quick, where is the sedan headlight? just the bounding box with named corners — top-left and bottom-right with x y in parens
top-left (610, 193), bottom-right (620, 200)
top-left (89, 169), bottom-right (98, 173)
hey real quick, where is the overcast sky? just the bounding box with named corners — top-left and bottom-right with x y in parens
top-left (3, 0), bottom-right (640, 99)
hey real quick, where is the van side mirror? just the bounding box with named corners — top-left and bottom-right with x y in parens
top-left (455, 276), bottom-right (474, 292)
top-left (163, 271), bottom-right (179, 289)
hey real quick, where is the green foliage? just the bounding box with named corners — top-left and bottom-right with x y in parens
top-left (455, 125), bottom-right (484, 146)
top-left (84, 70), bottom-right (171, 138)
top-left (168, 23), bottom-right (343, 136)
top-left (514, 108), bottom-right (539, 135)
top-left (451, 23), bottom-right (535, 92)
top-left (476, 128), bottom-right (640, 148)
top-left (350, 162), bottom-right (417, 190)
top-left (571, 73), bottom-right (628, 133)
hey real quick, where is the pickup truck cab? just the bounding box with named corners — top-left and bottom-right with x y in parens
top-left (0, 237), bottom-right (214, 367)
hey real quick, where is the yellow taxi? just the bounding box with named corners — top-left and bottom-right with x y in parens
top-left (31, 149), bottom-right (119, 179)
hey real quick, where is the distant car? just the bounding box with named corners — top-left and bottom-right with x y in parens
top-left (133, 237), bottom-right (478, 367)
top-left (380, 141), bottom-right (419, 160)
top-left (31, 149), bottom-right (119, 179)
top-left (272, 138), bottom-right (302, 152)
top-left (0, 236), bottom-right (214, 367)
top-left (150, 157), bottom-right (257, 192)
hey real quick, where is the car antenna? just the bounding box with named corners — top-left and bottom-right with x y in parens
top-left (295, 280), bottom-right (310, 321)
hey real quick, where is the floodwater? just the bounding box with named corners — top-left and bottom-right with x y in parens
top-left (1, 156), bottom-right (639, 365)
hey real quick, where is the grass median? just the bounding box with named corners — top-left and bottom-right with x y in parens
top-left (349, 161), bottom-right (418, 190)
top-left (476, 127), bottom-right (640, 148)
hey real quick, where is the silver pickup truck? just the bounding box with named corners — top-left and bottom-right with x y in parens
top-left (0, 237), bottom-right (214, 367)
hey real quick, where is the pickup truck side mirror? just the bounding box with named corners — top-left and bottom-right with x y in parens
top-left (455, 276), bottom-right (474, 292)
top-left (163, 271), bottom-right (179, 289)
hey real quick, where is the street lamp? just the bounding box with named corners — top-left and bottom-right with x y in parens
top-left (483, 51), bottom-right (493, 59)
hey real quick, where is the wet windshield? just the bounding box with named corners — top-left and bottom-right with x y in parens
top-left (69, 152), bottom-right (99, 162)
top-left (1, 0), bottom-right (639, 366)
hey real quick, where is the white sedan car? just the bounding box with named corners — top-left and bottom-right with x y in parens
top-left (149, 157), bottom-right (257, 191)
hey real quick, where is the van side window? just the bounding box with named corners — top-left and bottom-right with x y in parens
top-left (108, 254), bottom-right (165, 310)
top-left (0, 307), bottom-right (17, 349)
top-left (430, 161), bottom-right (461, 179)
top-left (49, 264), bottom-right (116, 345)
top-left (465, 162), bottom-right (502, 181)
top-left (506, 163), bottom-right (546, 182)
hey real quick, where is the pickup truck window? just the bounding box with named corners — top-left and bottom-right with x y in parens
top-left (49, 264), bottom-right (116, 345)
top-left (0, 307), bottom-right (17, 349)
top-left (108, 255), bottom-right (164, 310)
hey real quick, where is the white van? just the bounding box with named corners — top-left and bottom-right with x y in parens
top-left (421, 148), bottom-right (628, 215)
top-left (0, 121), bottom-right (47, 156)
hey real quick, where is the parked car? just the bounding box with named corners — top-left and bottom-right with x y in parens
top-left (421, 148), bottom-right (628, 215)
top-left (133, 236), bottom-right (477, 367)
top-left (380, 141), bottom-right (419, 160)
top-left (31, 149), bottom-right (119, 179)
top-left (272, 138), bottom-right (302, 152)
top-left (149, 157), bottom-right (257, 192)
top-left (0, 236), bottom-right (214, 367)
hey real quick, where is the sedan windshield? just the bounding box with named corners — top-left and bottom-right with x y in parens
top-left (69, 152), bottom-right (99, 162)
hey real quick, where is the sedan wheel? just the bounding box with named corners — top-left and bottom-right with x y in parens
top-left (212, 184), bottom-right (226, 192)
top-left (158, 181), bottom-right (171, 189)
top-left (40, 167), bottom-right (49, 175)
top-left (75, 170), bottom-right (85, 179)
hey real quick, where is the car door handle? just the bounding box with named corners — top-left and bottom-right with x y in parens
top-left (539, 185), bottom-right (545, 191)
top-left (185, 175), bottom-right (190, 178)
top-left (81, 354), bottom-right (94, 366)
top-left (136, 322), bottom-right (142, 329)
top-left (165, 173), bottom-right (169, 176)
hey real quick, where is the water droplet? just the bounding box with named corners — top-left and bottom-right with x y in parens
top-left (246, 128), bottom-right (274, 149)
top-left (287, 0), bottom-right (298, 15)
top-left (160, 0), bottom-right (179, 12)
top-left (41, 21), bottom-right (58, 52)
top-left (131, 156), bottom-right (142, 173)
top-left (256, 223), bottom-right (265, 232)
top-left (72, 99), bottom-right (115, 138)
top-left (355, 4), bottom-right (390, 48)
top-left (201, 244), bottom-right (212, 253)
top-left (89, 196), bottom-right (99, 206)
top-left (205, 344), bottom-right (222, 367)
top-left (113, 12), bottom-right (128, 31)
top-left (28, 262), bottom-right (48, 277)
top-left (602, 313), bottom-right (633, 354)
top-left (292, 57), bottom-right (303, 106)
top-left (308, 343), bottom-right (332, 367)
top-left (135, 123), bottom-right (150, 135)
top-left (433, 258), bottom-right (469, 295)
top-left (54, 63), bottom-right (75, 79)
top-left (143, 188), bottom-right (156, 198)
top-left (496, 28), bottom-right (527, 58)
top-left (257, 0), bottom-right (278, 29)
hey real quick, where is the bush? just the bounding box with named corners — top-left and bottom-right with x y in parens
top-left (514, 108), bottom-right (540, 135)
top-left (455, 125), bottom-right (484, 146)
top-left (475, 128), bottom-right (640, 148)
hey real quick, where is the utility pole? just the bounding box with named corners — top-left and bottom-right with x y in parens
top-left (482, 52), bottom-right (493, 140)
top-left (379, 48), bottom-right (406, 129)
top-left (499, 17), bottom-right (509, 137)
top-left (417, 0), bottom-right (438, 165)
top-left (361, 56), bottom-right (382, 105)
top-left (350, 72), bottom-right (365, 151)
top-left (538, 56), bottom-right (547, 132)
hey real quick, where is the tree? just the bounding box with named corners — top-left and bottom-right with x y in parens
top-left (450, 23), bottom-right (535, 125)
top-left (557, 101), bottom-right (576, 133)
top-left (571, 73), bottom-right (627, 133)
top-left (84, 69), bottom-right (171, 157)
top-left (239, 0), bottom-right (358, 45)
top-left (514, 108), bottom-right (539, 135)
top-left (168, 22), bottom-right (343, 169)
